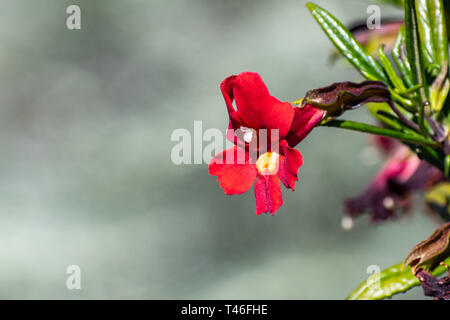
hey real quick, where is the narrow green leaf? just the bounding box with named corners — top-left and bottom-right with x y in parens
top-left (415, 0), bottom-right (437, 70)
top-left (347, 256), bottom-right (450, 300)
top-left (429, 0), bottom-right (448, 70)
top-left (376, 110), bottom-right (411, 132)
top-left (306, 3), bottom-right (388, 82)
top-left (430, 62), bottom-right (449, 112)
top-left (366, 103), bottom-right (443, 169)
top-left (378, 44), bottom-right (406, 91)
top-left (405, 0), bottom-right (429, 133)
top-left (389, 88), bottom-right (415, 110)
top-left (437, 79), bottom-right (450, 112)
top-left (404, 0), bottom-right (419, 85)
top-left (414, 145), bottom-right (446, 172)
top-left (321, 119), bottom-right (438, 147)
top-left (366, 102), bottom-right (403, 129)
top-left (376, 110), bottom-right (421, 135)
top-left (392, 26), bottom-right (414, 88)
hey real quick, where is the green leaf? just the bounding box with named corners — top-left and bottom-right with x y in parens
top-left (321, 119), bottom-right (438, 147)
top-left (437, 79), bottom-right (450, 112)
top-left (366, 106), bottom-right (444, 171)
top-left (378, 44), bottom-right (406, 91)
top-left (392, 26), bottom-right (414, 88)
top-left (414, 0), bottom-right (449, 76)
top-left (415, 0), bottom-right (437, 71)
top-left (376, 110), bottom-right (411, 131)
top-left (389, 88), bottom-right (415, 110)
top-left (427, 0), bottom-right (450, 117)
top-left (403, 0), bottom-right (419, 86)
top-left (429, 0), bottom-right (449, 70)
top-left (366, 102), bottom-right (417, 133)
top-left (404, 0), bottom-right (429, 133)
top-left (347, 256), bottom-right (450, 300)
top-left (430, 61), bottom-right (450, 112)
top-left (413, 144), bottom-right (446, 172)
top-left (350, 222), bottom-right (450, 300)
top-left (375, 110), bottom-right (421, 135)
top-left (306, 3), bottom-right (388, 82)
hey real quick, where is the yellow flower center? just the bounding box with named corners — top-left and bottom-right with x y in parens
top-left (256, 152), bottom-right (280, 175)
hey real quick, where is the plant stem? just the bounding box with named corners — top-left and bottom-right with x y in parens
top-left (388, 101), bottom-right (421, 132)
top-left (321, 119), bottom-right (438, 147)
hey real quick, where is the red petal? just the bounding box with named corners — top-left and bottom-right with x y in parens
top-left (254, 174), bottom-right (283, 215)
top-left (220, 75), bottom-right (242, 131)
top-left (344, 147), bottom-right (424, 221)
top-left (221, 72), bottom-right (295, 138)
top-left (209, 147), bottom-right (257, 195)
top-left (278, 140), bottom-right (303, 190)
top-left (221, 76), bottom-right (247, 148)
top-left (285, 104), bottom-right (324, 147)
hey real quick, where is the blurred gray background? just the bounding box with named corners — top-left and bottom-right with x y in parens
top-left (0, 0), bottom-right (439, 299)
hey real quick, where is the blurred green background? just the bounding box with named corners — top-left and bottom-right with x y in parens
top-left (0, 0), bottom-right (441, 299)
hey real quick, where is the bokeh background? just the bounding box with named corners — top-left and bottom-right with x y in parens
top-left (0, 0), bottom-right (440, 299)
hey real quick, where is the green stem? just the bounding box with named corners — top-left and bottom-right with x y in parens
top-left (321, 119), bottom-right (438, 147)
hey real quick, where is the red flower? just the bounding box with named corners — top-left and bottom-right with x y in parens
top-left (209, 72), bottom-right (324, 215)
top-left (344, 146), bottom-right (444, 222)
